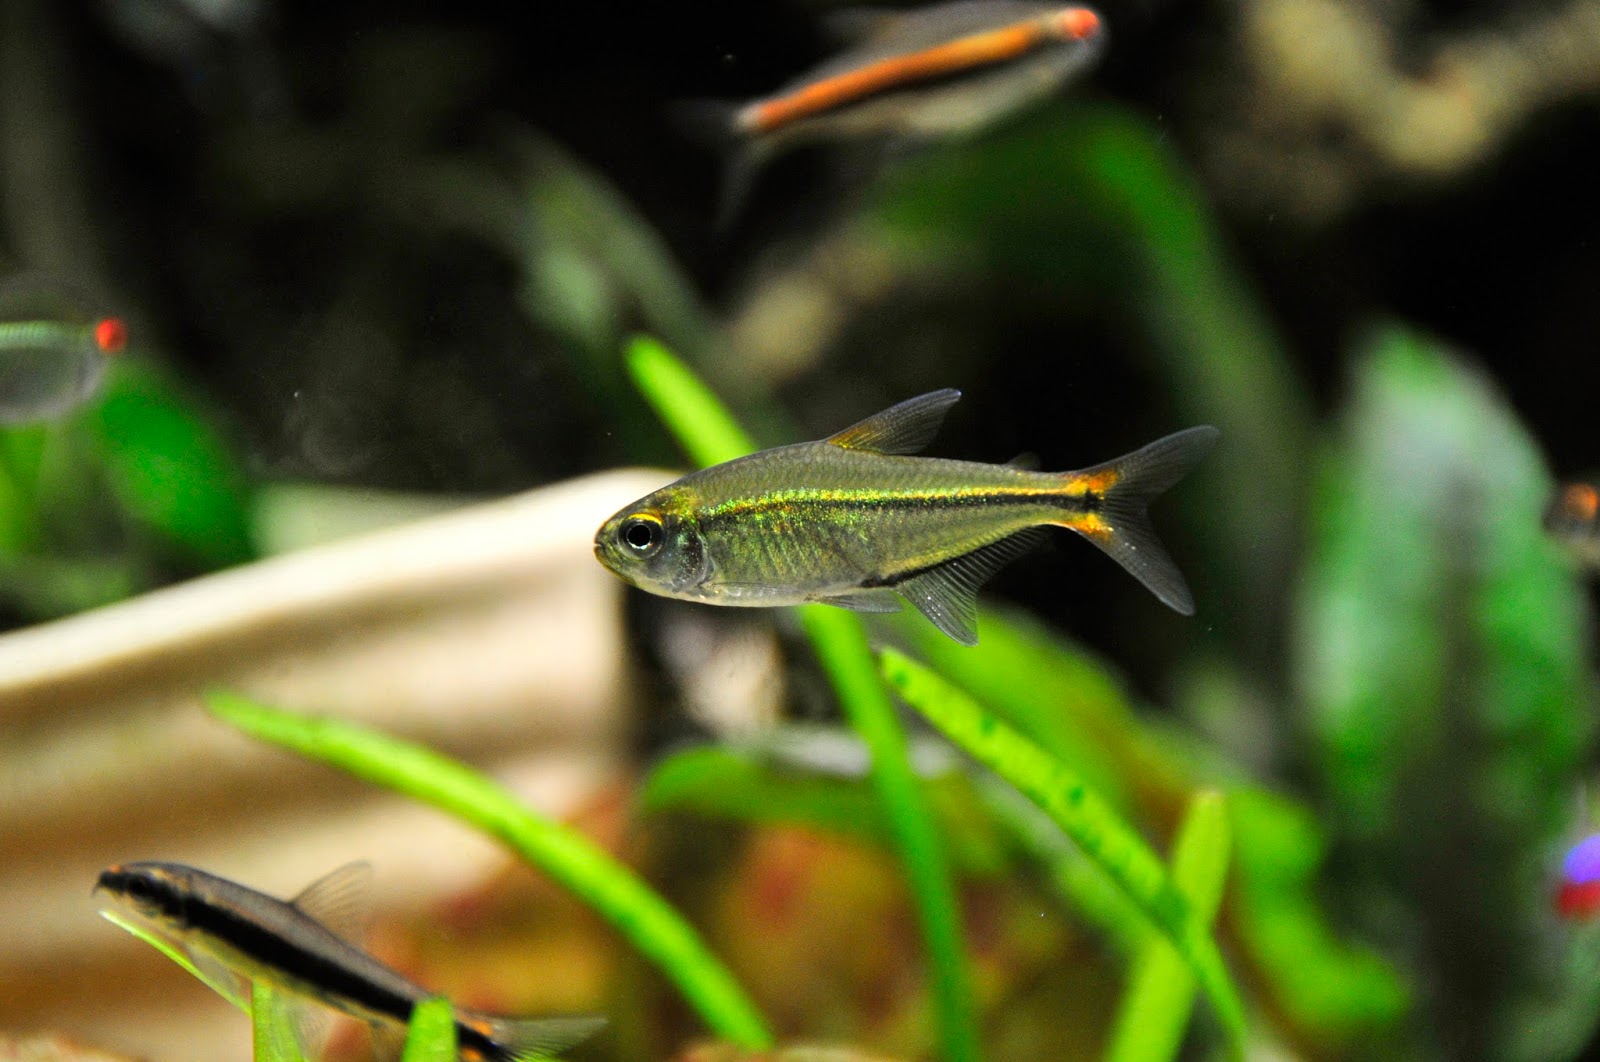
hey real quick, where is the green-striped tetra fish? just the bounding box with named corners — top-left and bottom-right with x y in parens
top-left (595, 389), bottom-right (1216, 645)
top-left (96, 861), bottom-right (605, 1061)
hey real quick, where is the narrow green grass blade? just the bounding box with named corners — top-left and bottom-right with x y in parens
top-left (401, 998), bottom-right (458, 1062)
top-left (880, 650), bottom-right (1246, 1056)
top-left (626, 335), bottom-right (981, 1062)
top-left (803, 606), bottom-right (983, 1062)
top-left (99, 910), bottom-right (249, 1012)
top-left (1104, 790), bottom-right (1232, 1062)
top-left (204, 691), bottom-right (772, 1050)
top-left (252, 982), bottom-right (310, 1062)
top-left (626, 335), bottom-right (756, 466)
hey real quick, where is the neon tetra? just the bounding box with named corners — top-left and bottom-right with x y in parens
top-left (596, 389), bottom-right (1216, 645)
top-left (688, 1), bottom-right (1106, 222)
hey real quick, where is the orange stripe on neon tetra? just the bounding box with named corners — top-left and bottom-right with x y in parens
top-left (742, 8), bottom-right (1102, 135)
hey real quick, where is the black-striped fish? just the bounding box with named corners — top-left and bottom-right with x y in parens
top-left (595, 389), bottom-right (1216, 645)
top-left (685, 1), bottom-right (1106, 222)
top-left (96, 862), bottom-right (605, 1062)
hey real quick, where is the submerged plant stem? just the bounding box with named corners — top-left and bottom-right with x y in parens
top-left (879, 650), bottom-right (1247, 1057)
top-left (205, 691), bottom-right (773, 1050)
top-left (1104, 790), bottom-right (1232, 1062)
top-left (628, 334), bottom-right (982, 1062)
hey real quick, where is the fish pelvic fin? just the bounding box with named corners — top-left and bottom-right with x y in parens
top-left (464, 1012), bottom-right (608, 1061)
top-left (1056, 425), bottom-right (1219, 616)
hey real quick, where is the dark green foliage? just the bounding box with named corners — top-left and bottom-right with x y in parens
top-left (1296, 327), bottom-right (1595, 1060)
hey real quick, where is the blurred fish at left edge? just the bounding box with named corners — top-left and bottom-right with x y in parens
top-left (0, 275), bottom-right (128, 425)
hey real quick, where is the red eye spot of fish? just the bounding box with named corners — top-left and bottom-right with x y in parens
top-left (1053, 7), bottom-right (1101, 40)
top-left (94, 316), bottom-right (128, 355)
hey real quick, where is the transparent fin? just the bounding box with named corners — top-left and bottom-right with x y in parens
top-left (1063, 425), bottom-right (1219, 616)
top-left (468, 1013), bottom-right (608, 1061)
top-left (186, 944), bottom-right (252, 1011)
top-left (283, 996), bottom-right (334, 1061)
top-left (820, 588), bottom-right (903, 613)
top-left (893, 529), bottom-right (1046, 645)
top-left (290, 861), bottom-right (374, 944)
top-left (370, 1017), bottom-right (408, 1061)
top-left (825, 389), bottom-right (961, 454)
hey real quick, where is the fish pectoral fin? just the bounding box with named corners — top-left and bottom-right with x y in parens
top-left (817, 588), bottom-right (903, 613)
top-left (290, 861), bottom-right (375, 944)
top-left (825, 389), bottom-right (961, 454)
top-left (893, 529), bottom-right (1047, 646)
top-left (184, 945), bottom-right (252, 1011)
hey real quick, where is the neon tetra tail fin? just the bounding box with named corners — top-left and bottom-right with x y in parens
top-left (1059, 425), bottom-right (1219, 616)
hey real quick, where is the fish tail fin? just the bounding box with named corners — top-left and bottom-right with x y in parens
top-left (668, 99), bottom-right (764, 230)
top-left (466, 1011), bottom-right (607, 1061)
top-left (1056, 425), bottom-right (1219, 615)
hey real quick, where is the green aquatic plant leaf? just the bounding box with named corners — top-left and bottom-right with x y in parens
top-left (252, 982), bottom-right (312, 1062)
top-left (640, 739), bottom-right (1012, 878)
top-left (87, 359), bottom-right (254, 569)
top-left (1296, 326), bottom-right (1594, 1060)
top-left (401, 997), bottom-right (458, 1062)
top-left (879, 650), bottom-right (1247, 1056)
top-left (204, 691), bottom-right (772, 1051)
top-left (627, 335), bottom-right (981, 1062)
top-left (626, 335), bottom-right (757, 467)
top-left (1104, 790), bottom-right (1231, 1062)
top-left (1226, 787), bottom-right (1407, 1045)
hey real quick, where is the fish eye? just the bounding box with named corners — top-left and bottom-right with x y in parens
top-left (126, 876), bottom-right (154, 903)
top-left (619, 514), bottom-right (664, 556)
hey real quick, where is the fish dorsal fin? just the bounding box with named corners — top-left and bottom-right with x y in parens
top-left (821, 6), bottom-right (903, 44)
top-left (291, 861), bottom-right (374, 944)
top-left (826, 389), bottom-right (961, 454)
top-left (893, 528), bottom-right (1046, 645)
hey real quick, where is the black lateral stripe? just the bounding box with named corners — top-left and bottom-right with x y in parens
top-left (187, 896), bottom-right (417, 1021)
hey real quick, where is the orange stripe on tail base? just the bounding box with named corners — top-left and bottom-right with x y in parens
top-left (748, 20), bottom-right (1052, 134)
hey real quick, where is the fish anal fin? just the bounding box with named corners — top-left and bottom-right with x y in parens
top-left (1058, 425), bottom-right (1219, 616)
top-left (467, 1013), bottom-right (608, 1061)
top-left (819, 588), bottom-right (903, 613)
top-left (368, 1017), bottom-right (408, 1061)
top-left (291, 861), bottom-right (374, 944)
top-left (893, 528), bottom-right (1046, 645)
top-left (826, 389), bottom-right (961, 454)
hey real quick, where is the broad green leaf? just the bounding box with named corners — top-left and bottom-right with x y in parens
top-left (87, 359), bottom-right (254, 569)
top-left (1296, 326), bottom-right (1594, 1058)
